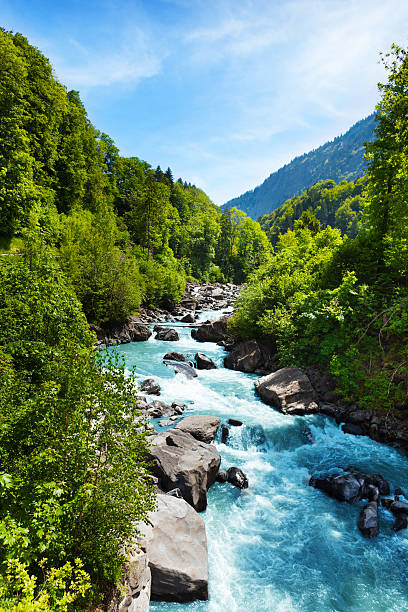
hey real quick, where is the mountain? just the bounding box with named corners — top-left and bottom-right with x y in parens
top-left (222, 114), bottom-right (376, 219)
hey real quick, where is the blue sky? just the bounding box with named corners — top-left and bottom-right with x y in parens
top-left (1, 0), bottom-right (408, 204)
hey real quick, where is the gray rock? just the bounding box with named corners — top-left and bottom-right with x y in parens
top-left (195, 353), bottom-right (217, 370)
top-left (181, 312), bottom-right (195, 323)
top-left (141, 493), bottom-right (208, 602)
top-left (159, 420), bottom-right (173, 427)
top-left (255, 368), bottom-right (318, 415)
top-left (115, 317), bottom-right (153, 344)
top-left (171, 401), bottom-right (186, 414)
top-left (163, 352), bottom-right (188, 362)
top-left (109, 546), bottom-right (151, 612)
top-left (216, 470), bottom-right (228, 483)
top-left (155, 328), bottom-right (179, 341)
top-left (175, 415), bottom-right (221, 443)
top-left (191, 315), bottom-right (230, 342)
top-left (147, 429), bottom-right (221, 512)
top-left (227, 467), bottom-right (249, 489)
top-left (357, 500), bottom-right (379, 539)
top-left (224, 340), bottom-right (264, 373)
top-left (147, 401), bottom-right (178, 418)
top-left (227, 418), bottom-right (243, 426)
top-left (140, 378), bottom-right (161, 395)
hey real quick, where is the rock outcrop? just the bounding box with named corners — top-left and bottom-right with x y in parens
top-left (255, 368), bottom-right (318, 415)
top-left (92, 317), bottom-right (152, 348)
top-left (175, 415), bottom-right (221, 443)
top-left (140, 493), bottom-right (208, 602)
top-left (147, 429), bottom-right (221, 511)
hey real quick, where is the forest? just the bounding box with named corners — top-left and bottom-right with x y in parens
top-left (259, 176), bottom-right (367, 245)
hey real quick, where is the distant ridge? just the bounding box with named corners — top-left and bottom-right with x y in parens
top-left (222, 114), bottom-right (376, 219)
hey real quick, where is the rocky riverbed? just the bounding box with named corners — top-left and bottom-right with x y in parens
top-left (102, 300), bottom-right (408, 611)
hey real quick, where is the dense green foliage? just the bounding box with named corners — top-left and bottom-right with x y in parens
top-left (0, 244), bottom-right (156, 606)
top-left (259, 176), bottom-right (366, 246)
top-left (223, 115), bottom-right (375, 219)
top-left (0, 28), bottom-right (271, 326)
top-left (230, 46), bottom-right (408, 413)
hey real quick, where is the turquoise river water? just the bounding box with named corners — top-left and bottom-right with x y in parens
top-left (109, 310), bottom-right (408, 612)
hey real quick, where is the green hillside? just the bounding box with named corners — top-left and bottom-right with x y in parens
top-left (259, 176), bottom-right (367, 246)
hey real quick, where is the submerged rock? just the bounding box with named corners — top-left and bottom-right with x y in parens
top-left (155, 327), bottom-right (180, 341)
top-left (163, 360), bottom-right (197, 379)
top-left (195, 353), bottom-right (217, 370)
top-left (148, 429), bottom-right (221, 512)
top-left (175, 415), bottom-right (221, 444)
top-left (255, 368), bottom-right (318, 415)
top-left (141, 493), bottom-right (208, 602)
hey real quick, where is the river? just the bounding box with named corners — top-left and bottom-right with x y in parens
top-left (109, 309), bottom-right (408, 612)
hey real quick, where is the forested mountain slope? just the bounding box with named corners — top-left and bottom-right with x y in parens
top-left (259, 176), bottom-right (367, 245)
top-left (223, 115), bottom-right (375, 219)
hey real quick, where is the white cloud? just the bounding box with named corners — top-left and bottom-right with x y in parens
top-left (51, 29), bottom-right (163, 88)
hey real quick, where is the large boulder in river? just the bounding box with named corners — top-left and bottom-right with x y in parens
top-left (255, 368), bottom-right (318, 415)
top-left (224, 339), bottom-right (274, 373)
top-left (195, 353), bottom-right (217, 370)
top-left (191, 315), bottom-right (230, 342)
top-left (140, 493), bottom-right (208, 602)
top-left (175, 415), bottom-right (221, 443)
top-left (147, 429), bottom-right (221, 512)
top-left (155, 327), bottom-right (179, 341)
